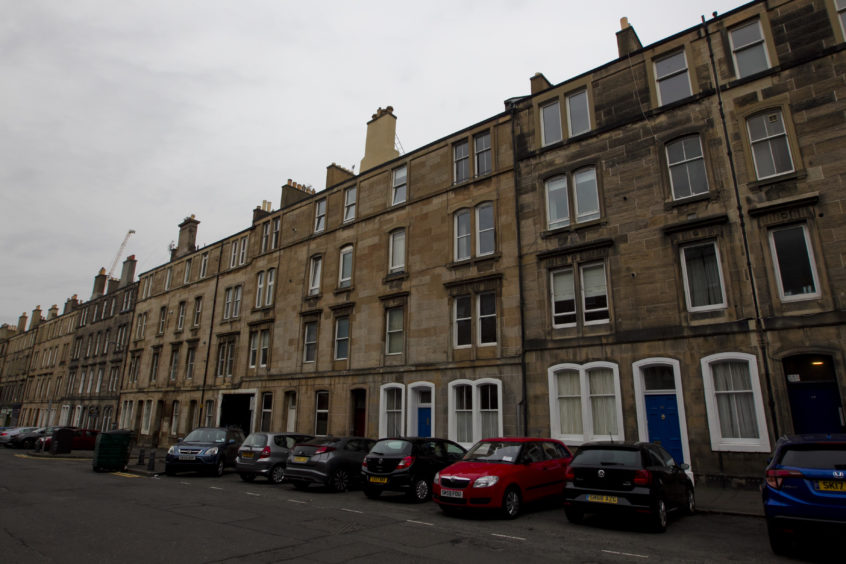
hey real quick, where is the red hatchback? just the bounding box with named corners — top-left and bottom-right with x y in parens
top-left (433, 437), bottom-right (572, 518)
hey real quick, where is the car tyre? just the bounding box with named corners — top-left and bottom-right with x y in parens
top-left (269, 465), bottom-right (285, 485)
top-left (564, 507), bottom-right (584, 524)
top-left (407, 478), bottom-right (431, 502)
top-left (766, 518), bottom-right (790, 556)
top-left (240, 472), bottom-right (256, 482)
top-left (652, 497), bottom-right (668, 533)
top-left (684, 486), bottom-right (696, 515)
top-left (211, 459), bottom-right (224, 477)
top-left (364, 487), bottom-right (382, 499)
top-left (328, 468), bottom-right (350, 492)
top-left (501, 486), bottom-right (521, 519)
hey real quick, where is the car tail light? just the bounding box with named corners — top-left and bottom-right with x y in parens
top-left (314, 446), bottom-right (335, 454)
top-left (564, 467), bottom-right (575, 482)
top-left (766, 468), bottom-right (803, 489)
top-left (633, 469), bottom-right (652, 486)
top-left (258, 446), bottom-right (271, 459)
top-left (396, 455), bottom-right (415, 470)
top-left (361, 458), bottom-right (368, 468)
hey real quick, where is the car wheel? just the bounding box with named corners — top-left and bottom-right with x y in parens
top-left (652, 497), bottom-right (668, 533)
top-left (501, 486), bottom-right (521, 519)
top-left (291, 480), bottom-right (310, 491)
top-left (239, 472), bottom-right (256, 482)
top-left (767, 518), bottom-right (790, 555)
top-left (269, 465), bottom-right (285, 485)
top-left (165, 465), bottom-right (176, 476)
top-left (407, 478), bottom-right (431, 502)
top-left (684, 487), bottom-right (696, 515)
top-left (328, 468), bottom-right (350, 492)
top-left (24, 439), bottom-right (34, 449)
top-left (364, 487), bottom-right (381, 499)
top-left (212, 459), bottom-right (224, 477)
top-left (564, 507), bottom-right (584, 524)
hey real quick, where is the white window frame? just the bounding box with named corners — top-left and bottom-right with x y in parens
top-left (249, 331), bottom-right (258, 368)
top-left (474, 131), bottom-right (491, 176)
top-left (540, 100), bottom-right (562, 146)
top-left (475, 202), bottom-right (495, 256)
top-left (259, 329), bottom-right (269, 367)
top-left (545, 175), bottom-right (569, 230)
top-left (385, 306), bottom-right (404, 356)
top-left (379, 383), bottom-right (405, 438)
top-left (308, 255), bottom-right (322, 296)
top-left (193, 297), bottom-right (202, 327)
top-left (667, 135), bottom-right (709, 200)
top-left (453, 140), bottom-right (470, 183)
top-left (547, 362), bottom-right (624, 445)
top-left (238, 236), bottom-right (248, 265)
top-left (165, 267), bottom-right (172, 291)
top-left (454, 209), bottom-right (471, 261)
top-left (230, 241), bottom-right (238, 268)
top-left (265, 268), bottom-right (275, 306)
top-left (343, 186), bottom-right (356, 222)
top-left (768, 224), bottom-right (821, 302)
top-left (314, 390), bottom-right (329, 435)
top-left (255, 271), bottom-right (265, 309)
top-left (573, 167), bottom-right (600, 223)
top-left (566, 89), bottom-right (591, 137)
top-left (303, 321), bottom-right (317, 363)
top-left (453, 295), bottom-right (472, 349)
top-left (680, 241), bottom-right (728, 312)
top-left (701, 352), bottom-right (771, 452)
top-left (170, 401), bottom-right (180, 436)
top-left (338, 245), bottom-right (353, 288)
top-left (729, 19), bottom-right (771, 78)
top-left (334, 316), bottom-right (350, 360)
top-left (746, 110), bottom-right (794, 180)
top-left (200, 252), bottom-right (209, 278)
top-left (447, 378), bottom-right (503, 448)
top-left (392, 165), bottom-right (407, 205)
top-left (389, 229), bottom-right (405, 274)
top-left (176, 302), bottom-right (185, 331)
top-left (183, 258), bottom-right (192, 284)
top-left (271, 218), bottom-right (280, 249)
top-left (654, 50), bottom-right (692, 106)
top-left (261, 222), bottom-right (270, 253)
top-left (314, 198), bottom-right (326, 233)
top-left (476, 292), bottom-right (497, 346)
top-left (185, 346), bottom-right (195, 380)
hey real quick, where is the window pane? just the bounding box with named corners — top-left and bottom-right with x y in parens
top-left (390, 230), bottom-right (405, 272)
top-left (582, 264), bottom-right (609, 323)
top-left (683, 243), bottom-right (725, 309)
top-left (546, 176), bottom-right (569, 230)
top-left (712, 361), bottom-right (760, 439)
top-left (574, 168), bottom-right (599, 222)
top-left (455, 296), bottom-right (471, 346)
top-left (567, 90), bottom-right (590, 136)
top-left (478, 293), bottom-right (496, 345)
top-left (552, 269), bottom-right (576, 326)
top-left (454, 141), bottom-right (469, 183)
top-left (455, 210), bottom-right (471, 260)
top-left (643, 365), bottom-right (675, 391)
top-left (477, 203), bottom-right (495, 255)
top-left (771, 226), bottom-right (817, 297)
top-left (541, 102), bottom-right (562, 145)
top-left (556, 370), bottom-right (582, 435)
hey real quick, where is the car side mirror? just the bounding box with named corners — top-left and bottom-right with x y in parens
top-left (679, 463), bottom-right (690, 471)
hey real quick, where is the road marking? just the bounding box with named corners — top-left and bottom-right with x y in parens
top-left (601, 550), bottom-right (649, 559)
top-left (210, 486), bottom-right (224, 491)
top-left (112, 472), bottom-right (139, 479)
top-left (491, 533), bottom-right (525, 541)
top-left (179, 481), bottom-right (192, 485)
top-left (406, 520), bottom-right (433, 526)
top-left (14, 454), bottom-right (87, 462)
top-left (341, 508), bottom-right (362, 514)
top-left (288, 499), bottom-right (307, 504)
top-left (246, 492), bottom-right (261, 497)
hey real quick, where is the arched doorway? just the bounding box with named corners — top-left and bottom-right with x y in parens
top-left (783, 354), bottom-right (845, 434)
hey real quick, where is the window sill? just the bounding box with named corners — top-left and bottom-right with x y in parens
top-left (666, 192), bottom-right (712, 209)
top-left (447, 252), bottom-right (501, 269)
top-left (334, 285), bottom-right (354, 295)
top-left (540, 219), bottom-right (603, 239)
top-left (383, 271), bottom-right (408, 284)
top-left (747, 169), bottom-right (806, 191)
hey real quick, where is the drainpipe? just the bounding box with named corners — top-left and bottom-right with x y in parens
top-left (508, 98), bottom-right (530, 436)
top-left (702, 14), bottom-right (780, 438)
top-left (199, 249), bottom-right (223, 426)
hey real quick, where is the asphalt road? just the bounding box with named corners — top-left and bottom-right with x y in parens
top-left (0, 448), bottom-right (814, 563)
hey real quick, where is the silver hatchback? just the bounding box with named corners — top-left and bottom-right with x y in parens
top-left (236, 432), bottom-right (313, 484)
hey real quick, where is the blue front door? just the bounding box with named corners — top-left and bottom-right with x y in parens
top-left (645, 394), bottom-right (684, 464)
top-left (417, 407), bottom-right (431, 437)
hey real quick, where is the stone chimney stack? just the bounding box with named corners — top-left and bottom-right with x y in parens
top-left (280, 178), bottom-right (315, 209)
top-left (63, 295), bottom-right (79, 315)
top-left (17, 312), bottom-right (28, 332)
top-left (92, 268), bottom-right (108, 299)
top-left (29, 306), bottom-right (42, 330)
top-left (120, 255), bottom-right (137, 288)
top-left (616, 17), bottom-right (642, 58)
top-left (360, 106), bottom-right (399, 173)
top-left (48, 304), bottom-right (59, 320)
top-left (173, 215), bottom-right (199, 260)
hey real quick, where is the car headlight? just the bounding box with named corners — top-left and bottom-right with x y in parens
top-left (205, 447), bottom-right (219, 456)
top-left (168, 446), bottom-right (175, 455)
top-left (433, 472), bottom-right (440, 485)
top-left (473, 475), bottom-right (499, 488)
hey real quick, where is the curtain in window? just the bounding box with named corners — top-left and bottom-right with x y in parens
top-left (589, 368), bottom-right (617, 436)
top-left (582, 264), bottom-right (608, 322)
top-left (479, 384), bottom-right (498, 438)
top-left (455, 385), bottom-right (473, 443)
top-left (684, 244), bottom-right (723, 307)
top-left (556, 370), bottom-right (582, 435)
top-left (552, 269), bottom-right (576, 325)
top-left (712, 361), bottom-right (759, 439)
top-left (386, 388), bottom-right (402, 436)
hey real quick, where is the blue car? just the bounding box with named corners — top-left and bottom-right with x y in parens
top-left (762, 434), bottom-right (846, 555)
top-left (165, 427), bottom-right (245, 477)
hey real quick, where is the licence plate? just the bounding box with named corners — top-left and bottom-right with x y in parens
top-left (441, 488), bottom-right (463, 498)
top-left (240, 452), bottom-right (254, 459)
top-left (178, 454), bottom-right (196, 461)
top-left (587, 494), bottom-right (618, 504)
top-left (818, 480), bottom-right (846, 492)
top-left (293, 456), bottom-right (309, 464)
top-left (368, 476), bottom-right (388, 484)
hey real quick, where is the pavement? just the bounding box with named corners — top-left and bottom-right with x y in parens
top-left (23, 446), bottom-right (766, 518)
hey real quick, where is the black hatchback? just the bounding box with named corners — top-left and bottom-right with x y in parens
top-left (361, 437), bottom-right (466, 502)
top-left (563, 441), bottom-right (695, 532)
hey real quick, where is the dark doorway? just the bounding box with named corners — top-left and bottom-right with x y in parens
top-left (220, 394), bottom-right (253, 434)
top-left (351, 389), bottom-right (366, 437)
top-left (783, 354), bottom-right (845, 434)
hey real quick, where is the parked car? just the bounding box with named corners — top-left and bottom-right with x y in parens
top-left (562, 441), bottom-right (695, 532)
top-left (165, 426), bottom-right (245, 477)
top-left (433, 437), bottom-right (572, 518)
top-left (285, 436), bottom-right (376, 492)
top-left (37, 427), bottom-right (100, 451)
top-left (9, 426), bottom-right (59, 449)
top-left (762, 434), bottom-right (846, 555)
top-left (236, 432), bottom-right (313, 484)
top-left (1, 427), bottom-right (37, 447)
top-left (362, 437), bottom-right (467, 502)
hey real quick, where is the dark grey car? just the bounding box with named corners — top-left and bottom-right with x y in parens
top-left (236, 432), bottom-right (313, 484)
top-left (285, 436), bottom-right (376, 492)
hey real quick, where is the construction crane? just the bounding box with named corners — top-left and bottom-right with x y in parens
top-left (107, 229), bottom-right (136, 278)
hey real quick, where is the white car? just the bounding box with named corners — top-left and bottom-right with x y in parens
top-left (0, 427), bottom-right (37, 447)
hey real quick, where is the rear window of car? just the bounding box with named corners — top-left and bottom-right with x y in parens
top-left (574, 448), bottom-right (642, 467)
top-left (370, 439), bottom-right (412, 456)
top-left (780, 444), bottom-right (846, 469)
top-left (243, 434), bottom-right (268, 447)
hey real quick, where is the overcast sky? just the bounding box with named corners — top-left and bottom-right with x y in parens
top-left (1, 0), bottom-right (747, 326)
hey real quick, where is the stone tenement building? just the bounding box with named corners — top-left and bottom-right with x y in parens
top-left (1, 0), bottom-right (844, 483)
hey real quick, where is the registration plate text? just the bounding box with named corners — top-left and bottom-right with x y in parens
top-left (587, 494), bottom-right (618, 504)
top-left (368, 476), bottom-right (388, 484)
top-left (818, 480), bottom-right (846, 492)
top-left (293, 456), bottom-right (309, 464)
top-left (441, 488), bottom-right (464, 498)
top-left (178, 454), bottom-right (196, 461)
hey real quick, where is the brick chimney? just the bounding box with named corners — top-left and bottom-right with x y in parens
top-left (120, 255), bottom-right (137, 288)
top-left (92, 268), bottom-right (108, 299)
top-left (616, 17), bottom-right (642, 58)
top-left (173, 215), bottom-right (199, 260)
top-left (17, 312), bottom-right (28, 332)
top-left (29, 306), bottom-right (42, 330)
top-left (360, 106), bottom-right (400, 172)
top-left (48, 304), bottom-right (59, 320)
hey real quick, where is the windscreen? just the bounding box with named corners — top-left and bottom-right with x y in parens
top-left (463, 441), bottom-right (522, 463)
top-left (184, 429), bottom-right (226, 443)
